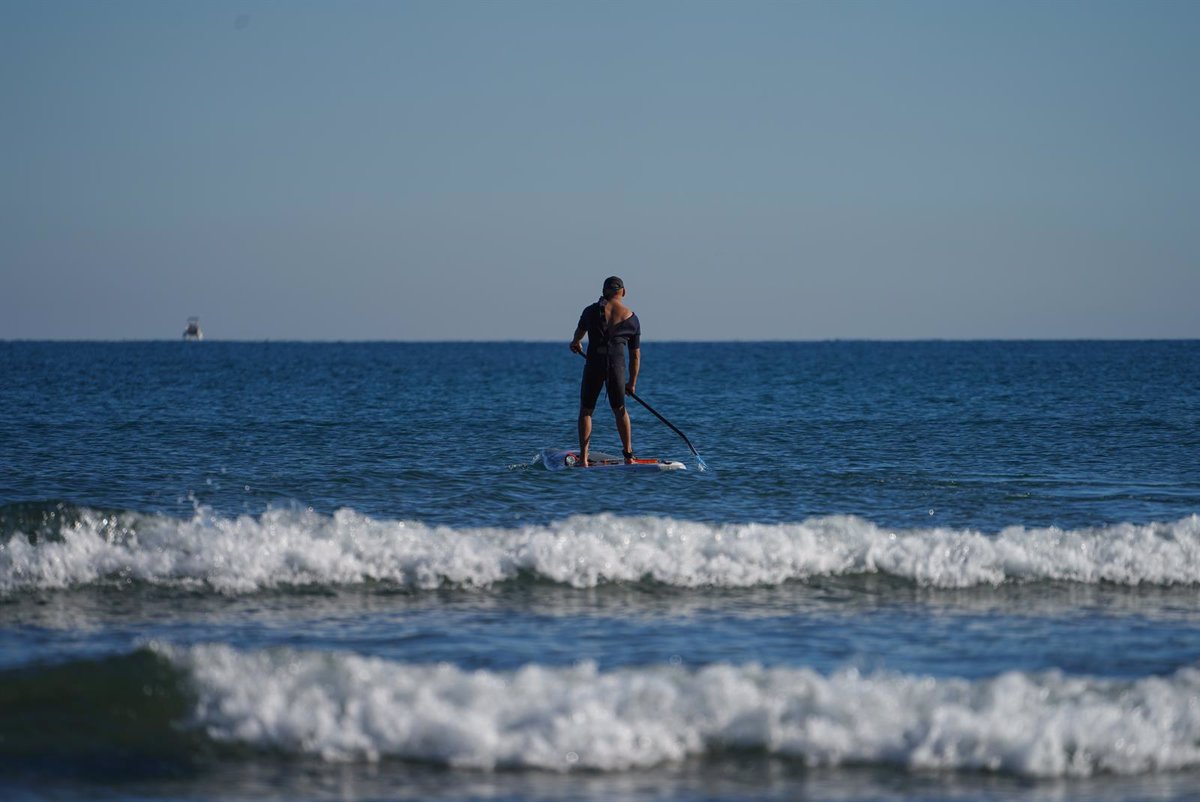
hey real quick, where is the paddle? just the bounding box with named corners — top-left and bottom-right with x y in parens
top-left (575, 350), bottom-right (708, 471)
top-left (627, 389), bottom-right (708, 471)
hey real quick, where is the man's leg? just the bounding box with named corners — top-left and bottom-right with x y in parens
top-left (605, 355), bottom-right (633, 462)
top-left (614, 405), bottom-right (633, 462)
top-left (578, 359), bottom-right (605, 467)
top-left (578, 407), bottom-right (594, 465)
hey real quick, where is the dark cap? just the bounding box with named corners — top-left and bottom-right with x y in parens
top-left (602, 276), bottom-right (624, 297)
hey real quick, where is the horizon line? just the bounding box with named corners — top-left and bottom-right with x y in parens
top-left (3, 337), bottom-right (1198, 345)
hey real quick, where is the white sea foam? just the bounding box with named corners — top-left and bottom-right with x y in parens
top-left (158, 643), bottom-right (1200, 777)
top-left (3, 508), bottom-right (1200, 593)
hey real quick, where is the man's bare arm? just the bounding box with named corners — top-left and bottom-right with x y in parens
top-left (627, 348), bottom-right (640, 394)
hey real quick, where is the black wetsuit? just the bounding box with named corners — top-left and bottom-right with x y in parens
top-left (579, 299), bottom-right (641, 412)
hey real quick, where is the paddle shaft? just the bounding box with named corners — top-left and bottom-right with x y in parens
top-left (628, 389), bottom-right (700, 459)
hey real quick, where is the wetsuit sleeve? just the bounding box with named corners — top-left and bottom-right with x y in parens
top-left (628, 314), bottom-right (641, 351)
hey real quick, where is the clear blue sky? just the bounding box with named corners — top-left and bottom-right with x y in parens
top-left (3, 0), bottom-right (1197, 340)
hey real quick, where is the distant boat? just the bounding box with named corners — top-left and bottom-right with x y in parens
top-left (183, 317), bottom-right (204, 340)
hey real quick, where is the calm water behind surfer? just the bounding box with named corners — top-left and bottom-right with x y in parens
top-left (569, 276), bottom-right (641, 465)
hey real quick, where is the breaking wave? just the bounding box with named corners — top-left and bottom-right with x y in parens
top-left (2, 503), bottom-right (1199, 593)
top-left (6, 645), bottom-right (1198, 778)
top-left (148, 644), bottom-right (1200, 776)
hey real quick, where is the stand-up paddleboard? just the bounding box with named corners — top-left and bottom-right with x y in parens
top-left (540, 448), bottom-right (686, 472)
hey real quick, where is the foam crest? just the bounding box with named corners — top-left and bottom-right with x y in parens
top-left (160, 644), bottom-right (1200, 777)
top-left (2, 508), bottom-right (1199, 593)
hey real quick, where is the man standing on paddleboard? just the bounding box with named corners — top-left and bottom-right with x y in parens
top-left (569, 276), bottom-right (641, 466)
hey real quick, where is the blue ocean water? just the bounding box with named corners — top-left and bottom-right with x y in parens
top-left (1, 340), bottom-right (1199, 801)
